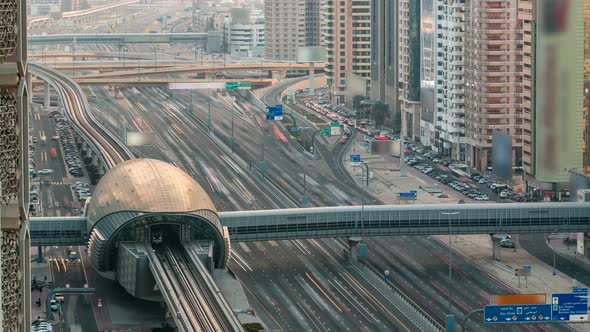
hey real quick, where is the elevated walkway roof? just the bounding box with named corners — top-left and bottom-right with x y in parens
top-left (30, 202), bottom-right (590, 246)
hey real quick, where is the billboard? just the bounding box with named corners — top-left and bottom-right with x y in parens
top-left (492, 130), bottom-right (513, 181)
top-left (126, 132), bottom-right (156, 146)
top-left (297, 47), bottom-right (327, 63)
top-left (370, 140), bottom-right (395, 155)
top-left (534, 0), bottom-right (584, 183)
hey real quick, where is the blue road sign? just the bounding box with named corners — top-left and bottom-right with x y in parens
top-left (301, 195), bottom-right (309, 208)
top-left (350, 154), bottom-right (361, 163)
top-left (523, 265), bottom-right (532, 270)
top-left (484, 304), bottom-right (552, 323)
top-left (157, 17), bottom-right (163, 23)
top-left (166, 15), bottom-right (172, 19)
top-left (266, 105), bottom-right (284, 121)
top-left (291, 127), bottom-right (300, 133)
top-left (552, 288), bottom-right (589, 322)
top-left (384, 274), bottom-right (392, 281)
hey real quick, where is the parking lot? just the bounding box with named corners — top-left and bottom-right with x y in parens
top-left (50, 111), bottom-right (85, 178)
top-left (402, 142), bottom-right (538, 203)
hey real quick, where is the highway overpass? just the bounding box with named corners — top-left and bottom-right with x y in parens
top-left (28, 33), bottom-right (208, 45)
top-left (71, 78), bottom-right (276, 88)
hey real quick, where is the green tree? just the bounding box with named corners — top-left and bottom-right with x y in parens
top-left (353, 95), bottom-right (365, 111)
top-left (372, 101), bottom-right (388, 128)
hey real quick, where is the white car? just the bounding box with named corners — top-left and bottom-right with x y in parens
top-left (37, 169), bottom-right (54, 175)
top-left (475, 195), bottom-right (490, 201)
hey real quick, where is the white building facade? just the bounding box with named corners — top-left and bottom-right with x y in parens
top-left (435, 0), bottom-right (466, 160)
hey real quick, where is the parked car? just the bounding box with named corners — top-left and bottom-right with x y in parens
top-left (37, 169), bottom-right (53, 175)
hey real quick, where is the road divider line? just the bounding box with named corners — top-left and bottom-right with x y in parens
top-left (305, 271), bottom-right (343, 314)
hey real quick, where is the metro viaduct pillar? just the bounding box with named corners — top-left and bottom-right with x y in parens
top-left (491, 235), bottom-right (502, 261)
top-left (271, 70), bottom-right (287, 80)
top-left (348, 236), bottom-right (363, 263)
top-left (44, 82), bottom-right (50, 110)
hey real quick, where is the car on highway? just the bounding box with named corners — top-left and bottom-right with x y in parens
top-left (54, 293), bottom-right (64, 302)
top-left (32, 136), bottom-right (38, 143)
top-left (37, 169), bottom-right (53, 175)
top-left (500, 239), bottom-right (516, 248)
top-left (50, 299), bottom-right (58, 312)
top-left (51, 135), bottom-right (59, 140)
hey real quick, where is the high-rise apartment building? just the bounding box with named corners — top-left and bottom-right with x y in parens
top-left (370, 0), bottom-right (400, 130)
top-left (519, 0), bottom-right (584, 193)
top-left (264, 0), bottom-right (305, 60)
top-left (399, 0), bottom-right (421, 140)
top-left (305, 0), bottom-right (321, 47)
top-left (435, 0), bottom-right (465, 160)
top-left (324, 0), bottom-right (371, 104)
top-left (1, 0), bottom-right (31, 328)
top-left (584, 0), bottom-right (590, 172)
top-left (463, 0), bottom-right (523, 171)
top-left (264, 0), bottom-right (321, 61)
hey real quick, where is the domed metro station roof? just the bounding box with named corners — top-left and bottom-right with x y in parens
top-left (85, 159), bottom-right (227, 274)
top-left (86, 158), bottom-right (217, 225)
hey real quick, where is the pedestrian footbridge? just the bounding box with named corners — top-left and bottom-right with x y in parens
top-left (30, 202), bottom-right (590, 246)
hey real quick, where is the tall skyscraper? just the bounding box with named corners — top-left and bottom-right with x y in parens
top-left (399, 0), bottom-right (421, 140)
top-left (435, 0), bottom-right (465, 160)
top-left (324, 0), bottom-right (371, 104)
top-left (519, 0), bottom-right (584, 193)
top-left (370, 0), bottom-right (400, 130)
top-left (584, 0), bottom-right (590, 172)
top-left (463, 0), bottom-right (523, 171)
top-left (0, 0), bottom-right (31, 328)
top-left (264, 0), bottom-right (321, 61)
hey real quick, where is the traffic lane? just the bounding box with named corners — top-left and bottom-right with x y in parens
top-left (519, 234), bottom-right (590, 287)
top-left (366, 236), bottom-right (570, 332)
top-left (121, 88), bottom-right (282, 210)
top-left (232, 240), bottom-right (416, 331)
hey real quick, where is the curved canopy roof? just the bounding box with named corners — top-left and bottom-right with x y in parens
top-left (87, 158), bottom-right (216, 225)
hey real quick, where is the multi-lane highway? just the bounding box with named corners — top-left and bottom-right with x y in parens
top-left (79, 79), bottom-right (573, 331)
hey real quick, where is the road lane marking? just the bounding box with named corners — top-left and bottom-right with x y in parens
top-left (305, 272), bottom-right (343, 313)
top-left (238, 242), bottom-right (251, 253)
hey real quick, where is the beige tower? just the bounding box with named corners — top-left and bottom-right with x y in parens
top-left (0, 0), bottom-right (31, 329)
top-left (464, 0), bottom-right (523, 171)
top-left (324, 0), bottom-right (371, 104)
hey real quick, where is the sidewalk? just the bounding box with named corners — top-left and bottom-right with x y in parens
top-left (344, 139), bottom-right (590, 331)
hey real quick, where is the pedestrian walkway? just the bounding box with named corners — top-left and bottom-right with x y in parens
top-left (344, 138), bottom-right (590, 331)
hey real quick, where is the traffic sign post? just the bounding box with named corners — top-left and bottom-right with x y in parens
top-left (484, 304), bottom-right (552, 323)
top-left (238, 81), bottom-right (252, 90)
top-left (322, 128), bottom-right (331, 136)
top-left (552, 288), bottom-right (589, 322)
top-left (350, 154), bottom-right (361, 164)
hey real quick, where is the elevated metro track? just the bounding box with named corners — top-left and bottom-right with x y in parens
top-left (67, 62), bottom-right (325, 79)
top-left (29, 0), bottom-right (139, 26)
top-left (28, 33), bottom-right (208, 45)
top-left (147, 242), bottom-right (242, 332)
top-left (29, 63), bottom-right (134, 169)
top-left (72, 78), bottom-right (276, 88)
top-left (30, 202), bottom-right (590, 246)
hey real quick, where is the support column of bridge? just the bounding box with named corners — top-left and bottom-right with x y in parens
top-left (271, 70), bottom-right (287, 80)
top-left (348, 236), bottom-right (362, 263)
top-left (37, 246), bottom-right (44, 263)
top-left (491, 237), bottom-right (501, 261)
top-left (44, 82), bottom-right (50, 110)
top-left (57, 95), bottom-right (63, 113)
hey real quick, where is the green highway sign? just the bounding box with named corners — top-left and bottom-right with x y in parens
top-left (322, 128), bottom-right (331, 136)
top-left (225, 82), bottom-right (239, 90)
top-left (238, 81), bottom-right (252, 89)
